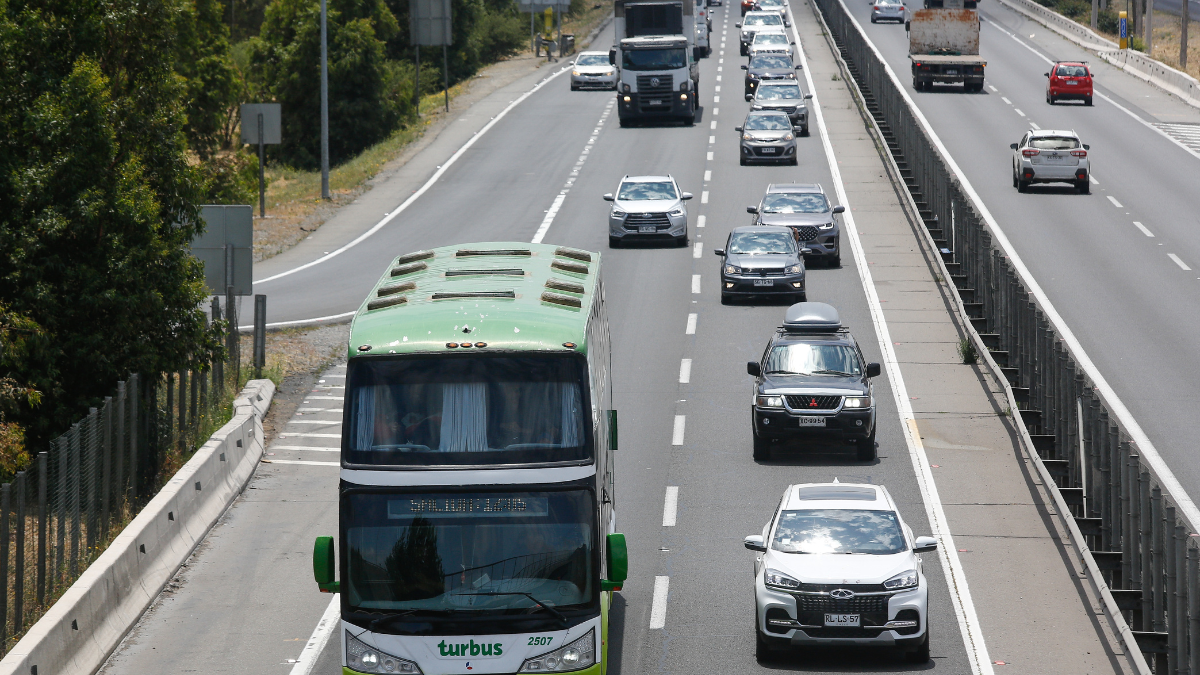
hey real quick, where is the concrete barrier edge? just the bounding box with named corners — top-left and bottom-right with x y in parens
top-left (0, 379), bottom-right (276, 675)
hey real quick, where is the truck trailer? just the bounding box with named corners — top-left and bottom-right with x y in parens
top-left (907, 6), bottom-right (985, 91)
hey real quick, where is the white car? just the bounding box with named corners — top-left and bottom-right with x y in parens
top-left (745, 482), bottom-right (936, 663)
top-left (738, 11), bottom-right (789, 55)
top-left (747, 29), bottom-right (796, 59)
top-left (870, 0), bottom-right (906, 23)
top-left (1010, 128), bottom-right (1091, 194)
top-left (570, 51), bottom-right (618, 90)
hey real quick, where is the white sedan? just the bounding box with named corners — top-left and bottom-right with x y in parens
top-left (745, 482), bottom-right (936, 663)
top-left (570, 51), bottom-right (618, 91)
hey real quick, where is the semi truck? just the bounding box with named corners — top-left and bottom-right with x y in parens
top-left (907, 1), bottom-right (985, 92)
top-left (611, 0), bottom-right (701, 125)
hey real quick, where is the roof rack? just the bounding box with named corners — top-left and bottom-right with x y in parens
top-left (780, 302), bottom-right (841, 333)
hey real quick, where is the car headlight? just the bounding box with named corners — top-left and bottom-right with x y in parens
top-left (756, 395), bottom-right (783, 408)
top-left (743, 133), bottom-right (754, 141)
top-left (749, 72), bottom-right (761, 79)
top-left (668, 208), bottom-right (684, 217)
top-left (725, 264), bottom-right (742, 274)
top-left (752, 104), bottom-right (763, 110)
top-left (787, 72), bottom-right (796, 79)
top-left (843, 396), bottom-right (872, 409)
top-left (611, 209), bottom-right (626, 218)
top-left (818, 222), bottom-right (834, 230)
top-left (784, 264), bottom-right (802, 274)
top-left (883, 569), bottom-right (919, 590)
top-left (572, 70), bottom-right (580, 76)
top-left (783, 133), bottom-right (794, 140)
top-left (764, 567), bottom-right (802, 589)
top-left (518, 629), bottom-right (595, 672)
top-left (347, 633), bottom-right (422, 673)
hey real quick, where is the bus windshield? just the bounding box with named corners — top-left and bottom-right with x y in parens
top-left (345, 355), bottom-right (591, 466)
top-left (344, 489), bottom-right (597, 632)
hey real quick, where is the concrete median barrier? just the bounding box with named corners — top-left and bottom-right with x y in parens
top-left (0, 380), bottom-right (275, 675)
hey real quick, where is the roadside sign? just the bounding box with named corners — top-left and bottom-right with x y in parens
top-left (191, 205), bottom-right (253, 296)
top-left (411, 0), bottom-right (453, 45)
top-left (1119, 10), bottom-right (1128, 49)
top-left (239, 104), bottom-right (281, 145)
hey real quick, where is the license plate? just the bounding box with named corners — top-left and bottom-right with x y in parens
top-left (795, 416), bottom-right (826, 427)
top-left (649, 99), bottom-right (663, 105)
top-left (639, 226), bottom-right (656, 233)
top-left (752, 278), bottom-right (774, 286)
top-left (825, 613), bottom-right (860, 627)
top-left (761, 147), bottom-right (777, 153)
top-left (945, 69), bottom-right (958, 75)
top-left (1065, 80), bottom-right (1077, 85)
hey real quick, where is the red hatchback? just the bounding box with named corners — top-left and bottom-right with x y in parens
top-left (1046, 62), bottom-right (1093, 106)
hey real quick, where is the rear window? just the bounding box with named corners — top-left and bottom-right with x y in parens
top-left (1028, 136), bottom-right (1080, 150)
top-left (1055, 65), bottom-right (1089, 77)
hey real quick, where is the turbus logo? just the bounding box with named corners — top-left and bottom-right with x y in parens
top-left (437, 639), bottom-right (504, 658)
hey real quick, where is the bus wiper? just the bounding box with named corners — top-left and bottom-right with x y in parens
top-left (368, 609), bottom-right (430, 631)
top-left (457, 592), bottom-right (568, 627)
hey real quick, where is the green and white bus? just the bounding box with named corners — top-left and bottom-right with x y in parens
top-left (312, 242), bottom-right (626, 675)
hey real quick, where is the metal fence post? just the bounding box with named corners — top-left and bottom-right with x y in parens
top-left (101, 396), bottom-right (112, 541)
top-left (37, 451), bottom-right (46, 607)
top-left (212, 298), bottom-right (224, 397)
top-left (254, 294), bottom-right (266, 379)
top-left (1168, 505), bottom-right (1179, 672)
top-left (1143, 471), bottom-right (1154, 629)
top-left (1175, 523), bottom-right (1187, 674)
top-left (226, 287), bottom-right (239, 388)
top-left (85, 408), bottom-right (98, 553)
top-left (129, 374), bottom-right (139, 505)
top-left (189, 366), bottom-right (198, 432)
top-left (164, 372), bottom-right (174, 451)
top-left (14, 472), bottom-right (25, 633)
top-left (53, 438), bottom-right (66, 598)
top-left (1153, 486), bottom-right (1165, 632)
top-left (1, 482), bottom-right (10, 646)
top-left (69, 423), bottom-right (81, 577)
top-left (1189, 545), bottom-right (1199, 674)
top-left (178, 369), bottom-right (187, 449)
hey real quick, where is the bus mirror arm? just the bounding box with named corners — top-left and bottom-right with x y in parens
top-left (603, 533), bottom-right (628, 591)
top-left (313, 536), bottom-right (340, 593)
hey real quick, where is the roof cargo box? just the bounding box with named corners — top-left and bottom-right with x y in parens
top-left (782, 302), bottom-right (841, 332)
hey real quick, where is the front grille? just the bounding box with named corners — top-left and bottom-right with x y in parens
top-left (797, 583), bottom-right (887, 593)
top-left (624, 212), bottom-right (671, 230)
top-left (637, 74), bottom-right (673, 96)
top-left (794, 226), bottom-right (819, 241)
top-left (760, 105), bottom-right (797, 114)
top-left (785, 395), bottom-right (841, 410)
top-left (752, 146), bottom-right (788, 157)
top-left (796, 595), bottom-right (889, 614)
top-left (742, 267), bottom-right (787, 276)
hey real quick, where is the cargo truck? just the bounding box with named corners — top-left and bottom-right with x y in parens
top-left (907, 2), bottom-right (985, 92)
top-left (611, 0), bottom-right (701, 125)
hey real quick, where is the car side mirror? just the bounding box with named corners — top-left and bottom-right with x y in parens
top-left (680, 192), bottom-right (693, 200)
top-left (735, 22), bottom-right (742, 27)
top-left (1009, 143), bottom-right (1018, 150)
top-left (741, 64), bottom-right (749, 69)
top-left (1043, 72), bottom-right (1049, 78)
top-left (746, 205), bottom-right (758, 213)
top-left (744, 534), bottom-right (767, 552)
top-left (913, 536), bottom-right (938, 553)
top-left (832, 205), bottom-right (846, 214)
top-left (785, 20), bottom-right (791, 26)
top-left (791, 41), bottom-right (796, 45)
top-left (313, 536), bottom-right (339, 593)
top-left (804, 93), bottom-right (814, 99)
top-left (603, 193), bottom-right (614, 201)
top-left (747, 361), bottom-right (761, 377)
top-left (865, 362), bottom-right (881, 378)
top-left (800, 247), bottom-right (812, 255)
top-left (795, 65), bottom-right (803, 69)
top-left (1083, 144), bottom-right (1090, 150)
top-left (601, 533), bottom-right (628, 591)
top-left (735, 125), bottom-right (744, 132)
top-left (714, 248), bottom-right (726, 256)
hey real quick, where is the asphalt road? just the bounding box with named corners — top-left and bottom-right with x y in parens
top-left (243, 7), bottom-right (978, 674)
top-left (842, 0), bottom-right (1200, 516)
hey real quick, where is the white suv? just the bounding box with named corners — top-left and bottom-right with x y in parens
top-left (744, 482), bottom-right (937, 663)
top-left (1011, 128), bottom-right (1091, 194)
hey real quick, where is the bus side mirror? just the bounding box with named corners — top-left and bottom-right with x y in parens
top-left (313, 536), bottom-right (339, 593)
top-left (866, 362), bottom-right (881, 378)
top-left (602, 533), bottom-right (628, 591)
top-left (608, 410), bottom-right (618, 451)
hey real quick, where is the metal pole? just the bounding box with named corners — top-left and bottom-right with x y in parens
top-left (37, 451), bottom-right (47, 607)
top-left (129, 374), bottom-right (139, 504)
top-left (1092, 0), bottom-right (1099, 28)
top-left (1183, 0), bottom-right (1190, 70)
top-left (1146, 0), bottom-right (1154, 53)
top-left (443, 44), bottom-right (450, 112)
top-left (14, 472), bottom-right (24, 633)
top-left (320, 0), bottom-right (330, 200)
top-left (556, 6), bottom-right (562, 57)
top-left (257, 113), bottom-right (265, 217)
top-left (226, 286), bottom-right (239, 387)
top-left (414, 46), bottom-right (421, 115)
top-left (211, 298), bottom-right (224, 396)
top-left (1, 483), bottom-right (9, 646)
top-left (1189, 545), bottom-right (1199, 675)
top-left (116, 381), bottom-right (125, 500)
top-left (253, 294), bottom-right (267, 379)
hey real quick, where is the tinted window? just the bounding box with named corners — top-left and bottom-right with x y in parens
top-left (1029, 136), bottom-right (1080, 150)
top-left (745, 13), bottom-right (783, 25)
top-left (622, 48), bottom-right (686, 70)
top-left (754, 32), bottom-right (789, 44)
top-left (618, 181), bottom-right (677, 200)
top-left (728, 231), bottom-right (796, 254)
top-left (576, 54), bottom-right (608, 66)
top-left (761, 192), bottom-right (829, 213)
top-left (765, 343), bottom-right (861, 375)
top-left (745, 114), bottom-right (792, 130)
top-left (758, 84), bottom-right (801, 100)
top-left (1055, 65), bottom-right (1088, 77)
top-left (749, 55), bottom-right (793, 69)
top-left (772, 509), bottom-right (906, 554)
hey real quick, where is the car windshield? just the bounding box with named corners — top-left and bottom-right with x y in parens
top-left (759, 0), bottom-right (785, 6)
top-left (345, 489), bottom-right (596, 625)
top-left (728, 231), bottom-right (796, 254)
top-left (745, 114), bottom-right (792, 130)
top-left (745, 13), bottom-right (783, 25)
top-left (754, 32), bottom-right (789, 44)
top-left (576, 54), bottom-right (608, 66)
top-left (1028, 136), bottom-right (1080, 150)
top-left (1055, 65), bottom-right (1088, 77)
top-left (344, 355), bottom-right (590, 466)
top-left (618, 181), bottom-right (677, 200)
top-left (772, 509), bottom-right (906, 554)
top-left (761, 192), bottom-right (829, 213)
top-left (749, 55), bottom-right (793, 69)
top-left (765, 342), bottom-right (860, 375)
top-left (622, 48), bottom-right (687, 70)
top-left (758, 84), bottom-right (801, 100)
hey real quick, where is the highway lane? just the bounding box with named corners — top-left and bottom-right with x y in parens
top-left (838, 0), bottom-right (1200, 502)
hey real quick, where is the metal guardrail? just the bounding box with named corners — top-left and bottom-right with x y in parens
top-left (811, 0), bottom-right (1198, 670)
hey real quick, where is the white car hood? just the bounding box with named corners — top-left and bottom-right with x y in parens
top-left (613, 198), bottom-right (681, 213)
top-left (576, 65), bottom-right (613, 73)
top-left (763, 550), bottom-right (915, 585)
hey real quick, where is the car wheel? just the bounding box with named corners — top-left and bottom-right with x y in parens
top-left (740, 157), bottom-right (748, 166)
top-left (1084, 95), bottom-right (1093, 106)
top-left (608, 236), bottom-right (621, 248)
top-left (755, 615), bottom-right (774, 663)
top-left (1017, 179), bottom-right (1028, 193)
top-left (904, 627), bottom-right (930, 664)
top-left (1045, 90), bottom-right (1051, 104)
top-left (676, 234), bottom-right (689, 247)
top-left (829, 253), bottom-right (841, 268)
top-left (1077, 180), bottom-right (1090, 194)
top-left (1012, 170), bottom-right (1018, 189)
top-left (571, 84), bottom-right (579, 91)
top-left (856, 427), bottom-right (877, 461)
top-left (790, 156), bottom-right (798, 166)
top-left (1049, 93), bottom-right (1056, 104)
top-left (794, 292), bottom-right (807, 303)
top-left (753, 431), bottom-right (772, 461)
top-left (871, 15), bottom-right (877, 21)
top-left (721, 292), bottom-right (731, 305)
top-left (618, 117), bottom-right (630, 128)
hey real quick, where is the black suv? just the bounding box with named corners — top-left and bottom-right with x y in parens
top-left (748, 183), bottom-right (844, 266)
top-left (746, 302), bottom-right (881, 461)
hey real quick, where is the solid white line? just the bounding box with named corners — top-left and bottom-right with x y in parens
top-left (297, 408), bottom-right (341, 412)
top-left (1107, 195), bottom-right (1124, 208)
top-left (697, 215), bottom-right (706, 228)
top-left (649, 576), bottom-right (670, 629)
top-left (1168, 253), bottom-right (1191, 270)
top-left (693, 242), bottom-right (703, 258)
top-left (255, 65), bottom-right (573, 285)
top-left (662, 487), bottom-right (679, 526)
top-left (270, 445), bottom-right (340, 452)
top-left (691, 274), bottom-right (701, 293)
top-left (679, 359), bottom-right (692, 383)
top-left (267, 459), bottom-right (340, 466)
top-left (289, 595), bottom-right (340, 675)
top-left (794, 5), bottom-right (993, 674)
top-left (279, 433), bottom-right (341, 439)
top-left (686, 313), bottom-right (698, 334)
top-left (672, 415), bottom-right (686, 445)
top-left (305, 396), bottom-right (344, 401)
top-left (287, 420), bottom-right (341, 425)
top-left (701, 190), bottom-right (710, 203)
top-left (1132, 221), bottom-right (1154, 237)
top-left (532, 193), bottom-right (567, 244)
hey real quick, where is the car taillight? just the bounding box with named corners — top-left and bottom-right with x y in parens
top-left (1022, 149), bottom-right (1040, 157)
top-left (874, 5), bottom-right (880, 8)
top-left (1071, 149), bottom-right (1087, 157)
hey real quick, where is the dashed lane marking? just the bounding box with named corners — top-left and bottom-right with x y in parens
top-left (686, 313), bottom-right (698, 334)
top-left (649, 576), bottom-right (670, 629)
top-left (672, 415), bottom-right (686, 445)
top-left (662, 487), bottom-right (679, 527)
top-left (1107, 195), bottom-right (1123, 208)
top-left (1133, 221), bottom-right (1154, 237)
top-left (679, 359), bottom-right (692, 384)
top-left (691, 274), bottom-right (701, 293)
top-left (1169, 254), bottom-right (1192, 271)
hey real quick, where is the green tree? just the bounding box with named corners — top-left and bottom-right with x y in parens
top-left (0, 305), bottom-right (44, 481)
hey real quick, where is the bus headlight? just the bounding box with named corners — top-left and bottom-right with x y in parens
top-left (347, 633), bottom-right (422, 673)
top-left (519, 629), bottom-right (595, 672)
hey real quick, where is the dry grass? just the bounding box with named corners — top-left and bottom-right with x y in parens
top-left (1092, 11), bottom-right (1200, 81)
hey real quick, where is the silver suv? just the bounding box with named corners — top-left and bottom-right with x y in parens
top-left (604, 175), bottom-right (693, 247)
top-left (749, 183), bottom-right (844, 265)
top-left (752, 81), bottom-right (812, 135)
top-left (1010, 129), bottom-right (1091, 194)
top-left (738, 11), bottom-right (789, 55)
